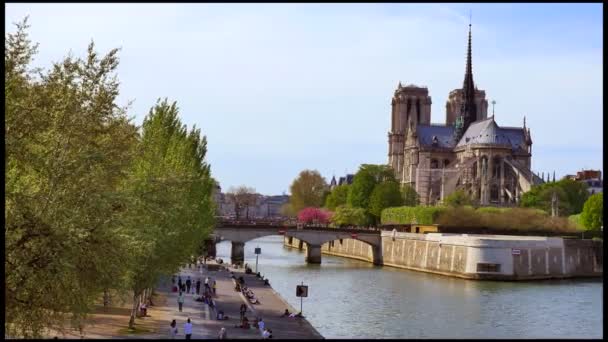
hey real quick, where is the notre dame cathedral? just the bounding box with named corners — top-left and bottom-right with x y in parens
top-left (387, 24), bottom-right (543, 206)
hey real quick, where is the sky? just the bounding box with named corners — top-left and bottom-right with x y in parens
top-left (5, 3), bottom-right (603, 195)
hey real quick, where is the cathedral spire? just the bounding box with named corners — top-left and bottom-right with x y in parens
top-left (454, 23), bottom-right (477, 142)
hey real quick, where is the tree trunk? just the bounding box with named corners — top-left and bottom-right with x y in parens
top-left (128, 291), bottom-right (140, 329)
top-left (103, 289), bottom-right (110, 312)
top-left (149, 288), bottom-right (155, 306)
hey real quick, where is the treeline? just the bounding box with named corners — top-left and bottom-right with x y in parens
top-left (285, 165), bottom-right (418, 226)
top-left (284, 165), bottom-right (602, 233)
top-left (5, 19), bottom-right (215, 337)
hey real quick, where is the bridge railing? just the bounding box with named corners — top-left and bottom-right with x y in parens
top-left (217, 218), bottom-right (388, 232)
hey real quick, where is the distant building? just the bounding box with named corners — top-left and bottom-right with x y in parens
top-left (213, 185), bottom-right (289, 219)
top-left (329, 174), bottom-right (354, 191)
top-left (574, 170), bottom-right (603, 195)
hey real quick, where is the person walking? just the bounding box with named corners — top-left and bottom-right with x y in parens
top-left (178, 276), bottom-right (183, 292)
top-left (239, 303), bottom-right (247, 320)
top-left (177, 292), bottom-right (185, 312)
top-left (195, 279), bottom-right (201, 295)
top-left (186, 277), bottom-right (192, 293)
top-left (212, 280), bottom-right (217, 295)
top-left (258, 317), bottom-right (265, 333)
top-left (184, 318), bottom-right (193, 339)
top-left (218, 327), bottom-right (227, 339)
top-left (169, 320), bottom-right (178, 339)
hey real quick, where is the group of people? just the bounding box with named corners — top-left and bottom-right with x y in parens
top-left (172, 275), bottom-right (216, 296)
top-left (233, 274), bottom-right (260, 304)
top-left (169, 318), bottom-right (193, 339)
top-left (235, 305), bottom-right (273, 338)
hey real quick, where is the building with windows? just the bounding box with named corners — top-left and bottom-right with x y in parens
top-left (564, 170), bottom-right (603, 194)
top-left (387, 24), bottom-right (543, 206)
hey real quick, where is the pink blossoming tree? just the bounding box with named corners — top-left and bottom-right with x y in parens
top-left (297, 207), bottom-right (333, 224)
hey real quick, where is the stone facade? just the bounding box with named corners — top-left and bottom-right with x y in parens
top-left (388, 25), bottom-right (542, 206)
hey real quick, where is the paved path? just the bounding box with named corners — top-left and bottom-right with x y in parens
top-left (132, 261), bottom-right (322, 339)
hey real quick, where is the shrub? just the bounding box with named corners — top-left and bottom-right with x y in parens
top-left (444, 190), bottom-right (476, 207)
top-left (568, 214), bottom-right (583, 229)
top-left (436, 207), bottom-right (577, 233)
top-left (381, 206), bottom-right (446, 225)
top-left (297, 207), bottom-right (332, 224)
top-left (331, 206), bottom-right (368, 227)
top-left (580, 193), bottom-right (603, 231)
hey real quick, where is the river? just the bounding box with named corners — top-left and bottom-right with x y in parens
top-left (215, 236), bottom-right (603, 339)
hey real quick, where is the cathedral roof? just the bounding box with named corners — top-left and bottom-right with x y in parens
top-left (455, 117), bottom-right (525, 150)
top-left (416, 124), bottom-right (456, 149)
top-left (415, 118), bottom-right (527, 152)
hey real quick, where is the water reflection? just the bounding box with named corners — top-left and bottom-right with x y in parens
top-left (215, 236), bottom-right (602, 339)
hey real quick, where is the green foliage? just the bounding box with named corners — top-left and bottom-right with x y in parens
top-left (401, 184), bottom-right (419, 206)
top-left (520, 179), bottom-right (589, 216)
top-left (580, 193), bottom-right (603, 231)
top-left (558, 179), bottom-right (590, 214)
top-left (5, 18), bottom-right (139, 337)
top-left (347, 164), bottom-right (396, 209)
top-left (568, 214), bottom-right (583, 230)
top-left (123, 98), bottom-right (215, 326)
top-left (436, 207), bottom-right (577, 233)
top-left (444, 190), bottom-right (475, 207)
top-left (5, 19), bottom-right (215, 337)
top-left (331, 206), bottom-right (369, 227)
top-left (288, 170), bottom-right (328, 213)
top-left (324, 184), bottom-right (349, 210)
top-left (381, 206), bottom-right (446, 225)
top-left (369, 181), bottom-right (403, 222)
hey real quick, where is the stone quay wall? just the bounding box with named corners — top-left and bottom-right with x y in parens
top-left (284, 232), bottom-right (603, 280)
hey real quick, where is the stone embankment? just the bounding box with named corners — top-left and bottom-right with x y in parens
top-left (285, 232), bottom-right (603, 280)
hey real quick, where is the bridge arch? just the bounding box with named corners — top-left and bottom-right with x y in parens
top-left (213, 226), bottom-right (382, 265)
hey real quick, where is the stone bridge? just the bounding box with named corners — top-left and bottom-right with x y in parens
top-left (207, 222), bottom-right (382, 265)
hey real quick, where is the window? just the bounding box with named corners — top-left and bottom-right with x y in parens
top-left (444, 159), bottom-right (450, 168)
top-left (477, 263), bottom-right (501, 272)
top-left (430, 159), bottom-right (439, 169)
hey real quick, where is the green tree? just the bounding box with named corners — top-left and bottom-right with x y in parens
top-left (324, 184), bottom-right (349, 210)
top-left (557, 179), bottom-right (590, 214)
top-left (521, 179), bottom-right (589, 216)
top-left (288, 170), bottom-right (328, 213)
top-left (122, 99), bottom-right (215, 328)
top-left (444, 190), bottom-right (475, 207)
top-left (331, 206), bottom-right (369, 227)
top-left (369, 181), bottom-right (403, 223)
top-left (5, 18), bottom-right (138, 337)
top-left (347, 164), bottom-right (396, 209)
top-left (580, 193), bottom-right (603, 231)
top-left (401, 184), bottom-right (420, 206)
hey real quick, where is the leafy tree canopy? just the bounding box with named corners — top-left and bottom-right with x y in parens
top-left (324, 184), bottom-right (349, 210)
top-left (580, 193), bottom-right (603, 231)
top-left (288, 170), bottom-right (328, 213)
top-left (347, 164), bottom-right (396, 209)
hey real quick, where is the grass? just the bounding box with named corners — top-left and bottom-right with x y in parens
top-left (118, 325), bottom-right (153, 335)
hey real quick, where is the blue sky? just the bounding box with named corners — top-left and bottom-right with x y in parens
top-left (5, 3), bottom-right (603, 195)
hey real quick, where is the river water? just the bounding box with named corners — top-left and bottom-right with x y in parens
top-left (215, 236), bottom-right (603, 339)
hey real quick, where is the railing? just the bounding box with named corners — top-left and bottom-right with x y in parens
top-left (216, 218), bottom-right (384, 232)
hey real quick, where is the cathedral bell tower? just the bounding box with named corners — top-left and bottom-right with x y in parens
top-left (388, 82), bottom-right (431, 178)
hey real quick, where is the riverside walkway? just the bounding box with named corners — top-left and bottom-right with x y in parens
top-left (134, 260), bottom-right (322, 339)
